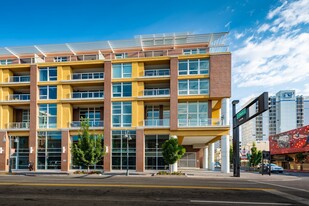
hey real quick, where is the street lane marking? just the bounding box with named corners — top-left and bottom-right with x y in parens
top-left (0, 182), bottom-right (272, 191)
top-left (250, 180), bottom-right (309, 193)
top-left (264, 189), bottom-right (309, 206)
top-left (190, 200), bottom-right (291, 205)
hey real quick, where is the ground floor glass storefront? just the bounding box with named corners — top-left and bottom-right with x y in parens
top-left (145, 134), bottom-right (169, 170)
top-left (112, 130), bottom-right (136, 170)
top-left (70, 135), bottom-right (104, 170)
top-left (37, 131), bottom-right (61, 170)
top-left (11, 136), bottom-right (29, 169)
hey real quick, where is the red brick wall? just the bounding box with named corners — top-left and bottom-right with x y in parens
top-left (170, 57), bottom-right (178, 130)
top-left (136, 129), bottom-right (145, 172)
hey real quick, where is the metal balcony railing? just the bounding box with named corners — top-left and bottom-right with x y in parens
top-left (9, 76), bottom-right (30, 83)
top-left (71, 91), bottom-right (104, 99)
top-left (144, 88), bottom-right (170, 96)
top-left (144, 69), bottom-right (170, 77)
top-left (71, 72), bottom-right (104, 80)
top-left (8, 122), bottom-right (30, 129)
top-left (178, 118), bottom-right (226, 127)
top-left (70, 121), bottom-right (104, 128)
top-left (144, 119), bottom-right (170, 127)
top-left (8, 94), bottom-right (30, 101)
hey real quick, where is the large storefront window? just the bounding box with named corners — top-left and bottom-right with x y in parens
top-left (112, 130), bottom-right (136, 170)
top-left (71, 135), bottom-right (104, 170)
top-left (37, 131), bottom-right (61, 170)
top-left (145, 135), bottom-right (169, 170)
top-left (11, 136), bottom-right (29, 169)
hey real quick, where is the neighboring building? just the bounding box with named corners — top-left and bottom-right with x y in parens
top-left (0, 32), bottom-right (231, 173)
top-left (270, 125), bottom-right (309, 171)
top-left (241, 90), bottom-right (309, 149)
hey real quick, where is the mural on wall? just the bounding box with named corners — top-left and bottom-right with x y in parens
top-left (270, 125), bottom-right (309, 155)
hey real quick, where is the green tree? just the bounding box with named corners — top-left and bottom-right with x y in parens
top-left (249, 142), bottom-right (262, 167)
top-left (295, 153), bottom-right (306, 171)
top-left (71, 119), bottom-right (105, 172)
top-left (162, 138), bottom-right (186, 172)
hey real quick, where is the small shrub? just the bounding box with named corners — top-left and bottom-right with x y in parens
top-left (156, 171), bottom-right (185, 176)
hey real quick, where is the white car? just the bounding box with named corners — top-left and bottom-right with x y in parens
top-left (270, 164), bottom-right (284, 173)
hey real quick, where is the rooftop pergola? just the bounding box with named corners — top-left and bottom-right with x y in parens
top-left (0, 32), bottom-right (228, 57)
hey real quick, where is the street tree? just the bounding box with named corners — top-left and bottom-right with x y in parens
top-left (71, 119), bottom-right (105, 172)
top-left (162, 137), bottom-right (186, 172)
top-left (249, 142), bottom-right (262, 167)
top-left (295, 153), bottom-right (306, 171)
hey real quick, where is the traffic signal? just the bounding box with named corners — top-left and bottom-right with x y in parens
top-left (262, 151), bottom-right (270, 160)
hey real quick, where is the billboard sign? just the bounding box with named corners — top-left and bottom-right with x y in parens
top-left (270, 125), bottom-right (309, 155)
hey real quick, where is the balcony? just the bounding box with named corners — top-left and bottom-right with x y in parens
top-left (178, 118), bottom-right (226, 127)
top-left (144, 119), bottom-right (170, 127)
top-left (144, 69), bottom-right (170, 77)
top-left (70, 121), bottom-right (104, 128)
top-left (8, 122), bottom-right (30, 130)
top-left (71, 72), bottom-right (104, 80)
top-left (71, 91), bottom-right (104, 99)
top-left (9, 76), bottom-right (30, 83)
top-left (144, 88), bottom-right (170, 96)
top-left (8, 94), bottom-right (30, 101)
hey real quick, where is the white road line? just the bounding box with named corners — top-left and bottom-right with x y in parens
top-left (250, 180), bottom-right (309, 193)
top-left (190, 200), bottom-right (291, 205)
top-left (264, 189), bottom-right (309, 206)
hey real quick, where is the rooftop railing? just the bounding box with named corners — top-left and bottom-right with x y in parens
top-left (8, 94), bottom-right (30, 101)
top-left (71, 72), bottom-right (104, 80)
top-left (9, 76), bottom-right (30, 83)
top-left (144, 119), bottom-right (170, 127)
top-left (70, 121), bottom-right (104, 128)
top-left (144, 88), bottom-right (170, 96)
top-left (178, 118), bottom-right (227, 127)
top-left (71, 91), bottom-right (104, 99)
top-left (144, 69), bottom-right (170, 77)
top-left (8, 122), bottom-right (30, 129)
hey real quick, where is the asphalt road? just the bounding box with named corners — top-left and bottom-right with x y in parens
top-left (0, 174), bottom-right (308, 206)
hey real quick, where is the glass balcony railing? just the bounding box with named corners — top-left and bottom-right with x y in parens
top-left (70, 121), bottom-right (104, 128)
top-left (71, 91), bottom-right (104, 99)
top-left (8, 94), bottom-right (30, 101)
top-left (144, 119), bottom-right (170, 127)
top-left (71, 72), bottom-right (104, 80)
top-left (9, 76), bottom-right (30, 83)
top-left (178, 118), bottom-right (226, 127)
top-left (144, 88), bottom-right (170, 96)
top-left (144, 69), bottom-right (170, 77)
top-left (8, 122), bottom-right (30, 129)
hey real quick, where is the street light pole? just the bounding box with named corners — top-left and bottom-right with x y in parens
top-left (8, 136), bottom-right (12, 174)
top-left (232, 100), bottom-right (240, 177)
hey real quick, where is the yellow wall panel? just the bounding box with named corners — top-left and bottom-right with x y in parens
top-left (57, 103), bottom-right (72, 129)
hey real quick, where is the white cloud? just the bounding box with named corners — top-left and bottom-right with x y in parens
top-left (233, 0), bottom-right (309, 88)
top-left (235, 32), bottom-right (245, 39)
top-left (303, 84), bottom-right (309, 96)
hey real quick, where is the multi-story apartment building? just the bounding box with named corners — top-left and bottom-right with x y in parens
top-left (0, 32), bottom-right (231, 173)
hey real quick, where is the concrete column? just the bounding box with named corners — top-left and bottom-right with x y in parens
top-left (203, 146), bottom-right (208, 170)
top-left (61, 130), bottom-right (70, 172)
top-left (103, 61), bottom-right (112, 172)
top-left (208, 143), bottom-right (215, 170)
top-left (171, 135), bottom-right (178, 172)
top-left (221, 135), bottom-right (230, 173)
top-left (136, 129), bottom-right (145, 172)
top-left (29, 64), bottom-right (38, 171)
top-left (222, 98), bottom-right (230, 125)
top-left (0, 131), bottom-right (8, 171)
top-left (170, 58), bottom-right (178, 130)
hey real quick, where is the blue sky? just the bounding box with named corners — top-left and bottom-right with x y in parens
top-left (0, 0), bottom-right (308, 107)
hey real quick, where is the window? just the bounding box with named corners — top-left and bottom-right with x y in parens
top-left (37, 131), bottom-right (61, 170)
top-left (112, 63), bottom-right (132, 78)
top-left (39, 67), bottom-right (57, 81)
top-left (54, 57), bottom-right (68, 62)
top-left (22, 110), bottom-right (30, 123)
top-left (145, 135), bottom-right (169, 170)
top-left (178, 101), bottom-right (208, 127)
top-left (38, 104), bottom-right (57, 128)
top-left (39, 86), bottom-right (57, 99)
top-left (183, 48), bottom-right (207, 55)
top-left (178, 79), bottom-right (209, 95)
top-left (79, 108), bottom-right (102, 126)
top-left (115, 53), bottom-right (128, 59)
top-left (178, 59), bottom-right (209, 75)
top-left (112, 102), bottom-right (132, 127)
top-left (112, 83), bottom-right (132, 97)
top-left (0, 59), bottom-right (12, 65)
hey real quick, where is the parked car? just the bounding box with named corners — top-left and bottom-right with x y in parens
top-left (269, 163), bottom-right (284, 173)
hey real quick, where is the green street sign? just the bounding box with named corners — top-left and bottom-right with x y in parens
top-left (236, 108), bottom-right (247, 119)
